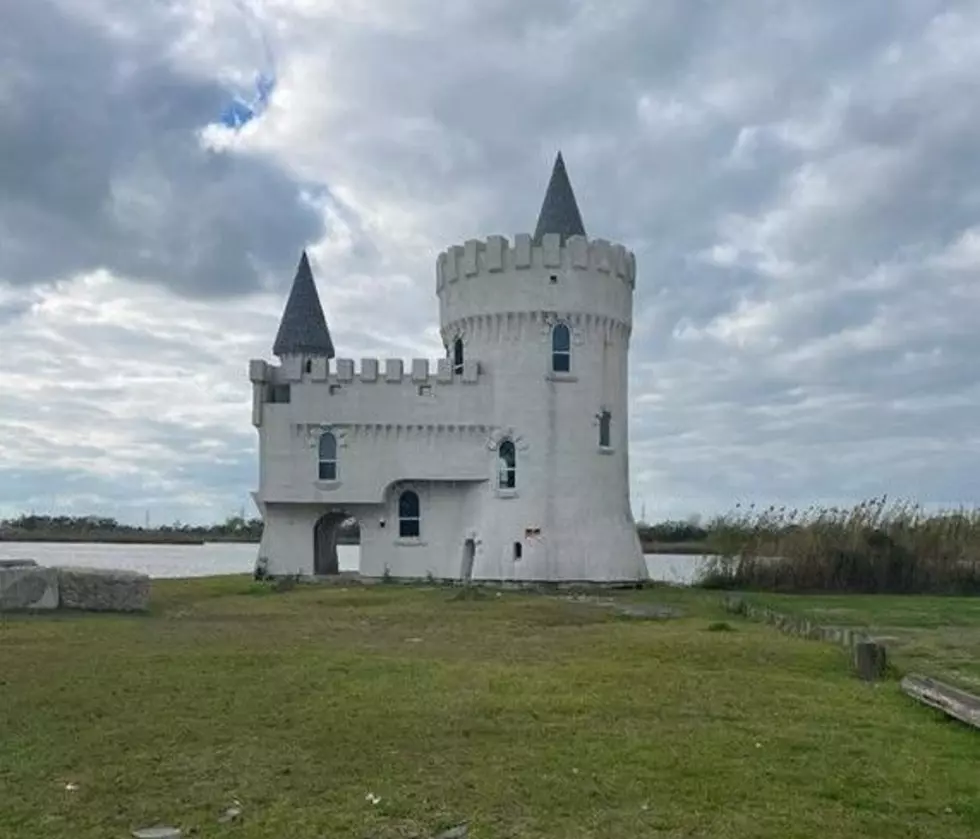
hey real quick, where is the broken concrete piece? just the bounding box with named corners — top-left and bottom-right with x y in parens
top-left (218, 806), bottom-right (243, 823)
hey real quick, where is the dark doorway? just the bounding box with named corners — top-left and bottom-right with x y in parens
top-left (313, 512), bottom-right (348, 575)
top-left (461, 538), bottom-right (476, 581)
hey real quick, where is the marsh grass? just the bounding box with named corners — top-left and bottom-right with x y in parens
top-left (700, 496), bottom-right (980, 594)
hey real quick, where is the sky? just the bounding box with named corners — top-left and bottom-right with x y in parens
top-left (2, 0), bottom-right (980, 526)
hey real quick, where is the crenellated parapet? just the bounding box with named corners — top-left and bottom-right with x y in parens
top-left (436, 233), bottom-right (635, 292)
top-left (248, 356), bottom-right (486, 427)
top-left (435, 233), bottom-right (637, 333)
top-left (251, 356), bottom-right (481, 387)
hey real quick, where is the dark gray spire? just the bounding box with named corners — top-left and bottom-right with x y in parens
top-left (272, 251), bottom-right (335, 358)
top-left (532, 151), bottom-right (587, 244)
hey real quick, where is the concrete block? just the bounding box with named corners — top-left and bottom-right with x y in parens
top-left (56, 567), bottom-right (150, 613)
top-left (0, 566), bottom-right (58, 610)
top-left (0, 558), bottom-right (37, 568)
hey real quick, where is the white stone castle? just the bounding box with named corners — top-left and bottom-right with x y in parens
top-left (248, 154), bottom-right (647, 582)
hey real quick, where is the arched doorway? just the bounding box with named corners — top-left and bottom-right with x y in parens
top-left (313, 512), bottom-right (350, 575)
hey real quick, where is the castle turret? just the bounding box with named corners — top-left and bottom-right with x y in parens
top-left (433, 153), bottom-right (645, 582)
top-left (532, 151), bottom-right (586, 244)
top-left (273, 251), bottom-right (335, 361)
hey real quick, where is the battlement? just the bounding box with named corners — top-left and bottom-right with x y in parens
top-left (250, 356), bottom-right (481, 388)
top-left (248, 356), bottom-right (488, 428)
top-left (435, 233), bottom-right (636, 293)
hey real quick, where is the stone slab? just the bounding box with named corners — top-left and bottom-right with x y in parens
top-left (56, 567), bottom-right (150, 612)
top-left (611, 603), bottom-right (684, 620)
top-left (0, 558), bottom-right (38, 569)
top-left (901, 674), bottom-right (980, 730)
top-left (0, 566), bottom-right (59, 610)
top-left (132, 828), bottom-right (182, 839)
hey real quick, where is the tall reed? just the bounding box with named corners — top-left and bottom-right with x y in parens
top-left (699, 496), bottom-right (980, 594)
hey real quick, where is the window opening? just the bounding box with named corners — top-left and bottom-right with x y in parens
top-left (599, 410), bottom-right (612, 448)
top-left (398, 490), bottom-right (421, 538)
top-left (452, 337), bottom-right (464, 375)
top-left (268, 384), bottom-right (291, 403)
top-left (513, 541), bottom-right (523, 560)
top-left (551, 323), bottom-right (571, 373)
top-left (498, 440), bottom-right (516, 489)
top-left (318, 432), bottom-right (337, 481)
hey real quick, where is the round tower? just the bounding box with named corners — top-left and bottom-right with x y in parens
top-left (435, 153), bottom-right (646, 582)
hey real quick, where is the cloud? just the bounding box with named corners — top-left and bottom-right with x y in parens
top-left (4, 0), bottom-right (980, 524)
top-left (0, 0), bottom-right (324, 297)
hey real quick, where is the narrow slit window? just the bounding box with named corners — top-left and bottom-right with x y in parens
top-left (398, 490), bottom-right (421, 538)
top-left (498, 440), bottom-right (516, 489)
top-left (452, 337), bottom-right (464, 375)
top-left (599, 410), bottom-right (611, 448)
top-left (551, 323), bottom-right (571, 373)
top-left (318, 431), bottom-right (337, 481)
top-left (513, 541), bottom-right (522, 560)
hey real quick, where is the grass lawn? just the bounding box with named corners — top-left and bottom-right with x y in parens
top-left (738, 592), bottom-right (980, 694)
top-left (1, 578), bottom-right (978, 839)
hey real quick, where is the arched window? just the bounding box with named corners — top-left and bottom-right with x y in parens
top-left (498, 439), bottom-right (516, 489)
top-left (599, 410), bottom-right (611, 448)
top-left (551, 323), bottom-right (571, 373)
top-left (318, 432), bottom-right (337, 481)
top-left (398, 490), bottom-right (421, 538)
top-left (452, 336), bottom-right (464, 375)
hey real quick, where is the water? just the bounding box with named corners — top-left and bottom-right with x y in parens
top-left (0, 541), bottom-right (707, 585)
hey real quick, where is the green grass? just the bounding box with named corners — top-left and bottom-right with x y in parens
top-left (738, 591), bottom-right (980, 694)
top-left (1, 578), bottom-right (978, 839)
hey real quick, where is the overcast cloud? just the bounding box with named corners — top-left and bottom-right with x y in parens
top-left (2, 0), bottom-right (980, 524)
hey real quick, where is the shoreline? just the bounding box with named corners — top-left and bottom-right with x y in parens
top-left (0, 532), bottom-right (714, 554)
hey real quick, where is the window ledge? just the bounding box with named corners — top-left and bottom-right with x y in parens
top-left (395, 538), bottom-right (427, 547)
top-left (546, 372), bottom-right (578, 382)
top-left (315, 480), bottom-right (341, 490)
top-left (495, 488), bottom-right (519, 499)
top-left (598, 446), bottom-right (615, 455)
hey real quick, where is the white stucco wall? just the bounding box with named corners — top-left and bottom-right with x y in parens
top-left (250, 232), bottom-right (646, 582)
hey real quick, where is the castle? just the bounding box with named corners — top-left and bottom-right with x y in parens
top-left (248, 154), bottom-right (647, 582)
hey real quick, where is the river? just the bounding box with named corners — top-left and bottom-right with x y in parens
top-left (0, 541), bottom-right (708, 585)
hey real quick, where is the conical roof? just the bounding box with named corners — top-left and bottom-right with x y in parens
top-left (272, 251), bottom-right (335, 358)
top-left (532, 152), bottom-right (587, 244)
